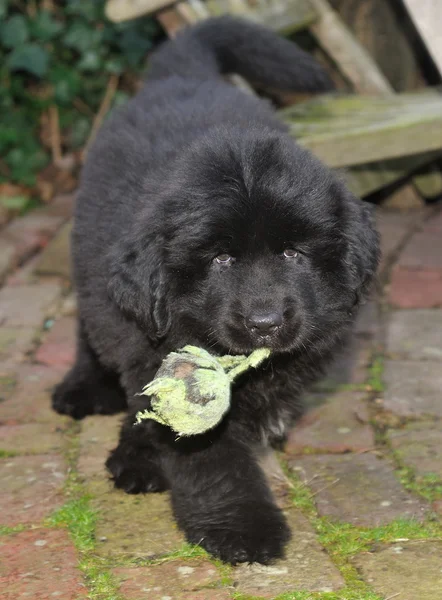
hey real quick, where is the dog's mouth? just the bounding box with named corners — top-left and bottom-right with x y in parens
top-left (208, 322), bottom-right (302, 356)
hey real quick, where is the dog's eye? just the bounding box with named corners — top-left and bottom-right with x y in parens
top-left (283, 248), bottom-right (299, 259)
top-left (214, 253), bottom-right (234, 265)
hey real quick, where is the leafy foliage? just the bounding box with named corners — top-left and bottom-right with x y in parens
top-left (0, 0), bottom-right (161, 186)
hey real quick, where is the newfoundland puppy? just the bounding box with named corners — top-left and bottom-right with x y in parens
top-left (53, 17), bottom-right (380, 564)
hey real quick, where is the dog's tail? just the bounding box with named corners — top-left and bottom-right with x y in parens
top-left (148, 16), bottom-right (333, 92)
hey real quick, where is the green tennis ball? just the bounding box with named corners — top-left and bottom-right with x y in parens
top-left (135, 345), bottom-right (270, 437)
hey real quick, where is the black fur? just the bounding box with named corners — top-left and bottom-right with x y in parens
top-left (53, 17), bottom-right (379, 564)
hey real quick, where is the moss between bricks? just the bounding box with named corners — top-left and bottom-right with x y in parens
top-left (3, 350), bottom-right (440, 600)
top-left (392, 455), bottom-right (442, 503)
top-left (0, 524), bottom-right (28, 536)
top-left (279, 455), bottom-right (442, 600)
top-left (366, 354), bottom-right (385, 394)
top-left (0, 448), bottom-right (20, 458)
top-left (45, 416), bottom-right (235, 599)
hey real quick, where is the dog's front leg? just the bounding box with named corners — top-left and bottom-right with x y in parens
top-left (163, 427), bottom-right (291, 565)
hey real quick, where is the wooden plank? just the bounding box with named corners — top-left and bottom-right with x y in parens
top-left (107, 0), bottom-right (317, 33)
top-left (309, 0), bottom-right (392, 95)
top-left (402, 0), bottom-right (442, 76)
top-left (342, 152), bottom-right (442, 198)
top-left (185, 0), bottom-right (318, 34)
top-left (282, 92), bottom-right (442, 168)
top-left (412, 165), bottom-right (442, 199)
top-left (106, 0), bottom-right (174, 21)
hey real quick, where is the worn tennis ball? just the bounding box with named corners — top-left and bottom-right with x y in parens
top-left (135, 345), bottom-right (270, 437)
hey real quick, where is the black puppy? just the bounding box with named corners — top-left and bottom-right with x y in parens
top-left (53, 17), bottom-right (380, 564)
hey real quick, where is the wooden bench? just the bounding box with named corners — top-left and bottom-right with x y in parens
top-left (105, 0), bottom-right (442, 201)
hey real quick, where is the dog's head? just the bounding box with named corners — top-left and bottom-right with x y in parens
top-left (108, 128), bottom-right (380, 355)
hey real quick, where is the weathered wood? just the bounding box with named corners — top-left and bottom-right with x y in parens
top-left (108, 0), bottom-right (442, 201)
top-left (157, 3), bottom-right (190, 35)
top-left (282, 92), bottom-right (442, 168)
top-left (412, 165), bottom-right (442, 200)
top-left (206, 0), bottom-right (317, 35)
top-left (329, 0), bottom-right (425, 92)
top-left (107, 0), bottom-right (317, 33)
top-left (342, 152), bottom-right (442, 198)
top-left (309, 0), bottom-right (392, 94)
top-left (402, 0), bottom-right (442, 76)
top-left (106, 0), bottom-right (174, 21)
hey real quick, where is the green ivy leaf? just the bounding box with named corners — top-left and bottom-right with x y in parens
top-left (104, 57), bottom-right (125, 74)
top-left (77, 50), bottom-right (102, 72)
top-left (7, 44), bottom-right (50, 78)
top-left (65, 1), bottom-right (103, 22)
top-left (29, 11), bottom-right (63, 41)
top-left (0, 0), bottom-right (7, 19)
top-left (1, 15), bottom-right (29, 48)
top-left (49, 65), bottom-right (81, 103)
top-left (5, 146), bottom-right (49, 186)
top-left (63, 22), bottom-right (103, 53)
top-left (69, 116), bottom-right (91, 148)
top-left (117, 29), bottom-right (152, 67)
top-left (63, 21), bottom-right (93, 53)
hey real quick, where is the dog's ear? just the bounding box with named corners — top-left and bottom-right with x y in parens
top-left (343, 191), bottom-right (380, 305)
top-left (107, 229), bottom-right (171, 343)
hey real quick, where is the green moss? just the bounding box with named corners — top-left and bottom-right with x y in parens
top-left (281, 456), bottom-right (441, 599)
top-left (317, 517), bottom-right (441, 560)
top-left (0, 524), bottom-right (28, 536)
top-left (0, 449), bottom-right (19, 458)
top-left (397, 465), bottom-right (442, 503)
top-left (78, 563), bottom-right (124, 600)
top-left (49, 495), bottom-right (97, 551)
top-left (366, 355), bottom-right (384, 393)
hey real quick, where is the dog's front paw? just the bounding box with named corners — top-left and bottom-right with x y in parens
top-left (184, 502), bottom-right (290, 564)
top-left (52, 380), bottom-right (127, 420)
top-left (106, 445), bottom-right (168, 494)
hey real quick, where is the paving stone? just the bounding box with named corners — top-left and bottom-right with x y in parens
top-left (60, 293), bottom-right (77, 316)
top-left (0, 239), bottom-right (16, 283)
top-left (0, 372), bottom-right (17, 404)
top-left (386, 309), bottom-right (442, 360)
top-left (354, 542), bottom-right (442, 600)
top-left (383, 360), bottom-right (442, 417)
top-left (397, 230), bottom-right (442, 270)
top-left (44, 192), bottom-right (75, 219)
top-left (35, 317), bottom-right (76, 368)
top-left (286, 392), bottom-right (374, 454)
top-left (0, 529), bottom-right (86, 599)
top-left (0, 364), bottom-right (67, 424)
top-left (35, 220), bottom-right (72, 280)
top-left (354, 299), bottom-right (381, 339)
top-left (114, 560), bottom-right (225, 600)
top-left (0, 455), bottom-right (66, 525)
top-left (0, 327), bottom-right (36, 367)
top-left (0, 422), bottom-right (65, 454)
top-left (389, 266), bottom-right (442, 308)
top-left (78, 414), bottom-right (121, 479)
top-left (234, 510), bottom-right (344, 596)
top-left (0, 282), bottom-right (62, 327)
top-left (432, 499), bottom-right (442, 515)
top-left (258, 450), bottom-right (293, 509)
top-left (91, 479), bottom-right (184, 559)
top-left (6, 254), bottom-right (43, 286)
top-left (375, 210), bottom-right (419, 271)
top-left (316, 337), bottom-right (373, 390)
top-left (291, 454), bottom-right (426, 526)
top-left (388, 422), bottom-right (442, 479)
top-left (2, 211), bottom-right (65, 264)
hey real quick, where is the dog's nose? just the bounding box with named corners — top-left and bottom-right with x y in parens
top-left (245, 312), bottom-right (282, 334)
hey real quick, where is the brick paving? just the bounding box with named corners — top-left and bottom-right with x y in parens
top-left (0, 199), bottom-right (441, 599)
